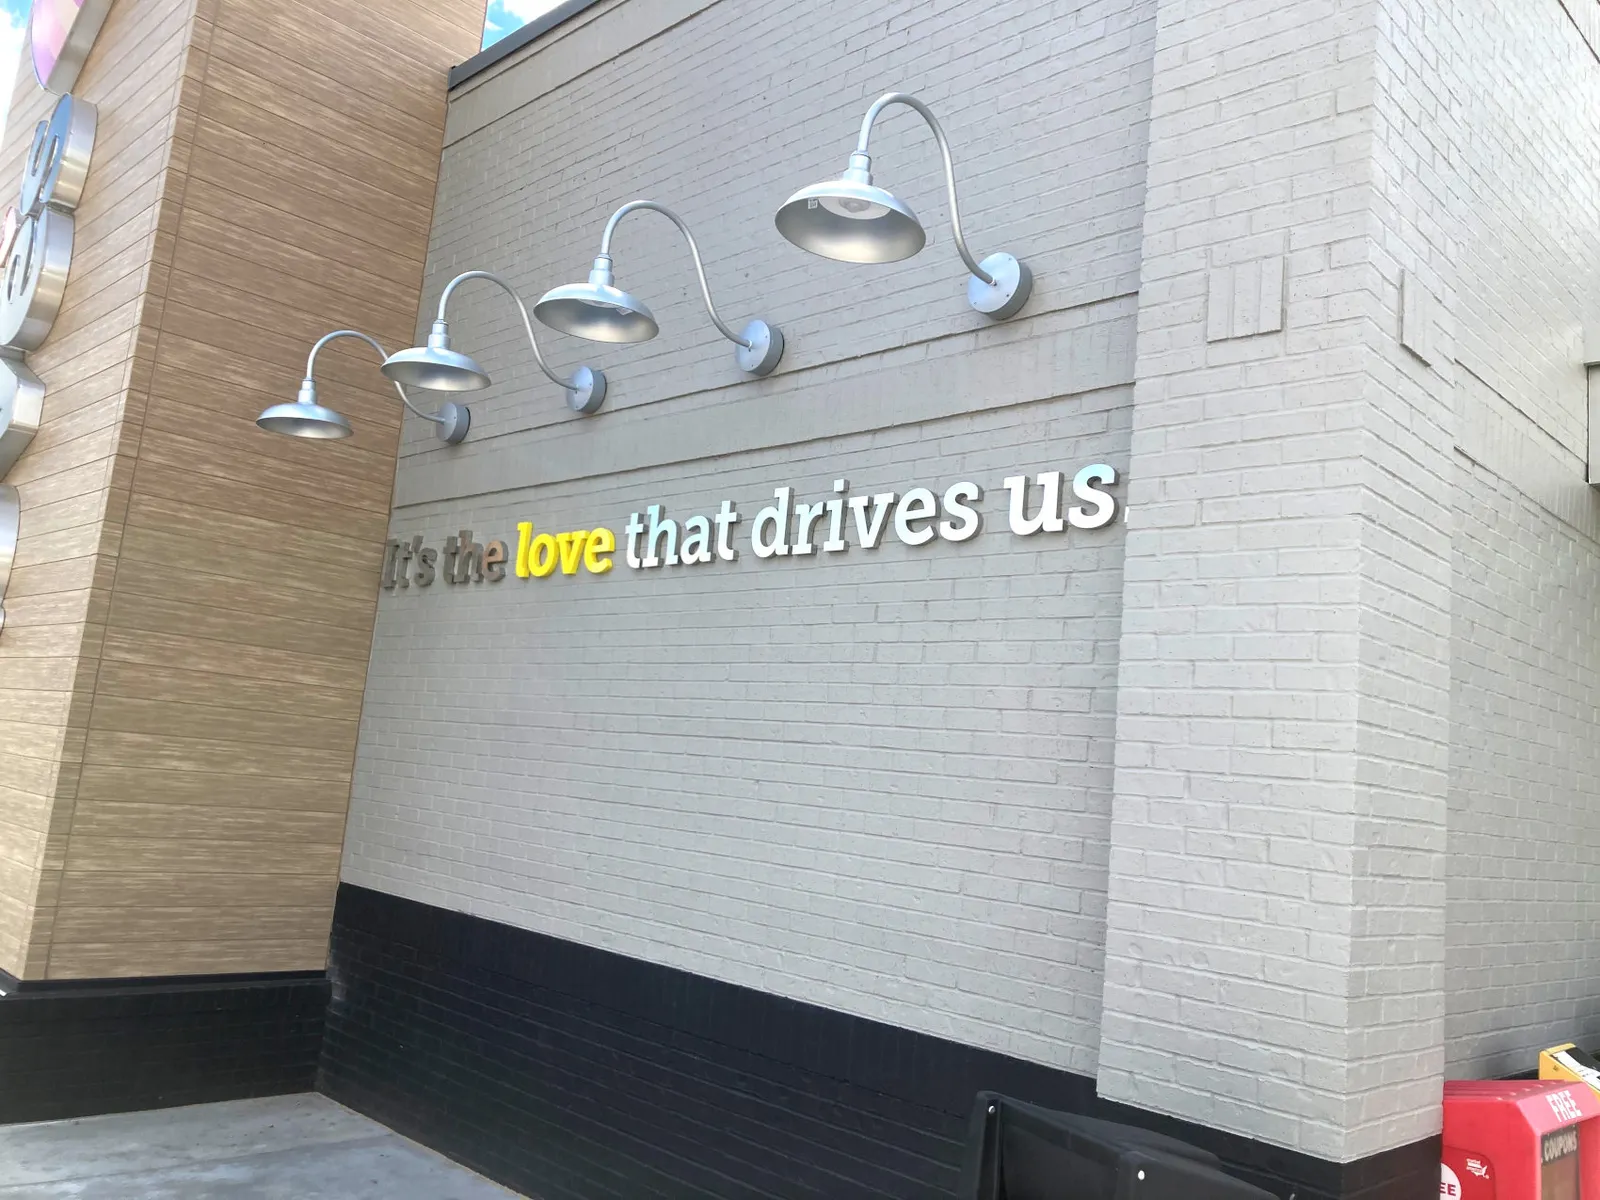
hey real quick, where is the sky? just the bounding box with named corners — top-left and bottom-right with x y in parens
top-left (481, 0), bottom-right (565, 50)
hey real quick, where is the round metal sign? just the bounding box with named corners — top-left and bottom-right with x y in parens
top-left (0, 94), bottom-right (94, 353)
top-left (21, 88), bottom-right (96, 217)
top-left (0, 358), bottom-right (45, 482)
top-left (30, 0), bottom-right (114, 95)
top-left (0, 82), bottom-right (99, 641)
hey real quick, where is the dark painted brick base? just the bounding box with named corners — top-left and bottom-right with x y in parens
top-left (321, 883), bottom-right (1438, 1200)
top-left (0, 973), bottom-right (328, 1124)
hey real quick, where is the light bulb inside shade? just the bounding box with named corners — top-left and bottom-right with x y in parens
top-left (380, 345), bottom-right (491, 392)
top-left (817, 194), bottom-right (892, 221)
top-left (775, 178), bottom-right (925, 263)
top-left (534, 278), bottom-right (658, 344)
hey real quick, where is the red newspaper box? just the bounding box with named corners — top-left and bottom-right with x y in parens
top-left (1442, 1080), bottom-right (1600, 1199)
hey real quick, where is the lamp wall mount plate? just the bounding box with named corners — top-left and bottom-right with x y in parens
top-left (968, 252), bottom-right (1031, 320)
top-left (736, 318), bottom-right (784, 376)
top-left (434, 400), bottom-right (471, 441)
top-left (567, 364), bottom-right (605, 413)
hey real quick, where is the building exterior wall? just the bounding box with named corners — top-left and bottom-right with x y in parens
top-left (1100, 0), bottom-right (1412, 1162)
top-left (1443, 0), bottom-right (1600, 1079)
top-left (0, 0), bottom-right (484, 981)
top-left (0, 0), bottom-right (200, 979)
top-left (350, 393), bottom-right (1134, 1073)
top-left (1450, 460), bottom-right (1600, 1077)
top-left (337, 0), bottom-right (1600, 1179)
top-left (344, 0), bottom-right (1156, 1078)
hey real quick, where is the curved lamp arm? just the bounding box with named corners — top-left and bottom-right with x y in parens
top-left (598, 200), bottom-right (751, 348)
top-left (306, 330), bottom-right (447, 427)
top-left (437, 270), bottom-right (577, 390)
top-left (855, 92), bottom-right (997, 287)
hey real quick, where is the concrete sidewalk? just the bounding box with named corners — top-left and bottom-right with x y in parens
top-left (0, 1094), bottom-right (519, 1198)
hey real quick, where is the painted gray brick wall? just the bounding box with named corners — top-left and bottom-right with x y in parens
top-left (1097, 0), bottom-right (1600, 1161)
top-left (1449, 459), bottom-right (1600, 1078)
top-left (1443, 0), bottom-right (1600, 1080)
top-left (1097, 0), bottom-right (1453, 1162)
top-left (341, 0), bottom-right (1600, 1164)
top-left (350, 397), bottom-right (1130, 1072)
top-left (397, 0), bottom-right (1154, 456)
top-left (344, 0), bottom-right (1154, 1078)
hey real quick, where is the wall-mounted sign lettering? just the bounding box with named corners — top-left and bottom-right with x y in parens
top-left (0, 361), bottom-right (42, 482)
top-left (31, 0), bottom-right (114, 93)
top-left (381, 465), bottom-right (1118, 591)
top-left (0, 91), bottom-right (96, 636)
top-left (1, 93), bottom-right (96, 353)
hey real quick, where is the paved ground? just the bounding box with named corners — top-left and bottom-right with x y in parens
top-left (0, 1094), bottom-right (520, 1198)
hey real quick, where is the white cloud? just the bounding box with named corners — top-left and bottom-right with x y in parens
top-left (481, 0), bottom-right (567, 49)
top-left (0, 7), bottom-right (24, 148)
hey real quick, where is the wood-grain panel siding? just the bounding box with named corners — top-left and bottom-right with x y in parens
top-left (0, 0), bottom-right (483, 979)
top-left (0, 0), bottom-right (192, 980)
top-left (93, 660), bottom-right (369, 722)
top-left (45, 937), bottom-right (334, 978)
top-left (57, 869), bottom-right (338, 907)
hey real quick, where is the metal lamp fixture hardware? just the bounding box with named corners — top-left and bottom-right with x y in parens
top-left (383, 270), bottom-right (607, 414)
top-left (775, 91), bottom-right (1033, 320)
top-left (256, 330), bottom-right (470, 444)
top-left (535, 200), bottom-right (784, 377)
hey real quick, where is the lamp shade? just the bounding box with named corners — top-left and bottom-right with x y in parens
top-left (255, 398), bottom-right (353, 439)
top-left (380, 343), bottom-right (491, 392)
top-left (534, 279), bottom-right (659, 344)
top-left (775, 177), bottom-right (925, 263)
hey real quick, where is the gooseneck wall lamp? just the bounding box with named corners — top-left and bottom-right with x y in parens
top-left (535, 200), bottom-right (784, 376)
top-left (775, 91), bottom-right (1033, 320)
top-left (383, 270), bottom-right (608, 414)
top-left (255, 329), bottom-right (471, 444)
